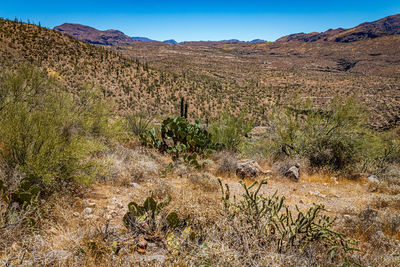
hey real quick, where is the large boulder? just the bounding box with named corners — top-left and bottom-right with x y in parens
top-left (236, 160), bottom-right (271, 179)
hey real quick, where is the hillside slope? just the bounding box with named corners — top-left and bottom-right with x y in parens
top-left (0, 19), bottom-right (239, 118)
top-left (1, 18), bottom-right (399, 129)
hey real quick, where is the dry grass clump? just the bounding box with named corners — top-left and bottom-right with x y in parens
top-left (101, 145), bottom-right (164, 186)
top-left (187, 172), bottom-right (219, 192)
top-left (371, 194), bottom-right (400, 209)
top-left (214, 151), bottom-right (238, 176)
top-left (339, 208), bottom-right (400, 266)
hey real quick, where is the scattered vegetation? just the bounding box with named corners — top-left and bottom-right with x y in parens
top-left (218, 179), bottom-right (360, 265)
top-left (0, 17), bottom-right (399, 266)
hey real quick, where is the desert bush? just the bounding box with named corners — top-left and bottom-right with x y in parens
top-left (259, 97), bottom-right (369, 172)
top-left (209, 112), bottom-right (253, 151)
top-left (125, 112), bottom-right (153, 137)
top-left (0, 64), bottom-right (112, 202)
top-left (214, 151), bottom-right (238, 176)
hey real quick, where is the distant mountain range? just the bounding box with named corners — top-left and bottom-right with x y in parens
top-left (163, 39), bottom-right (178, 44)
top-left (277, 13), bottom-right (400, 43)
top-left (54, 14), bottom-right (400, 45)
top-left (53, 23), bottom-right (268, 45)
top-left (131, 36), bottom-right (154, 42)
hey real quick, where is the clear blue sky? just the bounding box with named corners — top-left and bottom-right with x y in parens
top-left (1, 1), bottom-right (399, 42)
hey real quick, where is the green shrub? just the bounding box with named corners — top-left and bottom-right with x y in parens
top-left (258, 97), bottom-right (368, 171)
top-left (209, 112), bottom-right (253, 151)
top-left (0, 64), bottom-right (111, 201)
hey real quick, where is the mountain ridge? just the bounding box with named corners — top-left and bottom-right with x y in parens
top-left (277, 13), bottom-right (400, 43)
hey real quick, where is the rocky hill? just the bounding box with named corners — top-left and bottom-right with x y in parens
top-left (277, 13), bottom-right (400, 43)
top-left (54, 23), bottom-right (133, 45)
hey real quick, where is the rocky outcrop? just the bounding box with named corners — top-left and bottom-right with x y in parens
top-left (236, 160), bottom-right (271, 179)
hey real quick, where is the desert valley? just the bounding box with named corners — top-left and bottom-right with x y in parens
top-left (0, 9), bottom-right (399, 266)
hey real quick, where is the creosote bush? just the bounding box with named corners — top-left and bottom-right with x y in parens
top-left (0, 64), bottom-right (112, 203)
top-left (209, 112), bottom-right (253, 151)
top-left (241, 96), bottom-right (400, 175)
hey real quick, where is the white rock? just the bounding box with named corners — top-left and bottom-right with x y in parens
top-left (368, 175), bottom-right (379, 183)
top-left (83, 207), bottom-right (93, 215)
top-left (309, 190), bottom-right (326, 198)
top-left (130, 182), bottom-right (140, 188)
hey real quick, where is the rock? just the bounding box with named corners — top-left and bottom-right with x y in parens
top-left (367, 175), bottom-right (379, 183)
top-left (83, 207), bottom-right (93, 215)
top-left (130, 182), bottom-right (140, 188)
top-left (279, 163), bottom-right (300, 181)
top-left (309, 190), bottom-right (326, 198)
top-left (236, 160), bottom-right (271, 179)
top-left (73, 212), bottom-right (80, 217)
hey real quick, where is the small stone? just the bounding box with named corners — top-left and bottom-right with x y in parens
top-left (331, 177), bottom-right (339, 184)
top-left (73, 212), bottom-right (80, 217)
top-left (86, 202), bottom-right (96, 207)
top-left (299, 200), bottom-right (304, 204)
top-left (83, 207), bottom-right (93, 215)
top-left (130, 182), bottom-right (140, 188)
top-left (368, 175), bottom-right (379, 183)
top-left (309, 190), bottom-right (326, 198)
